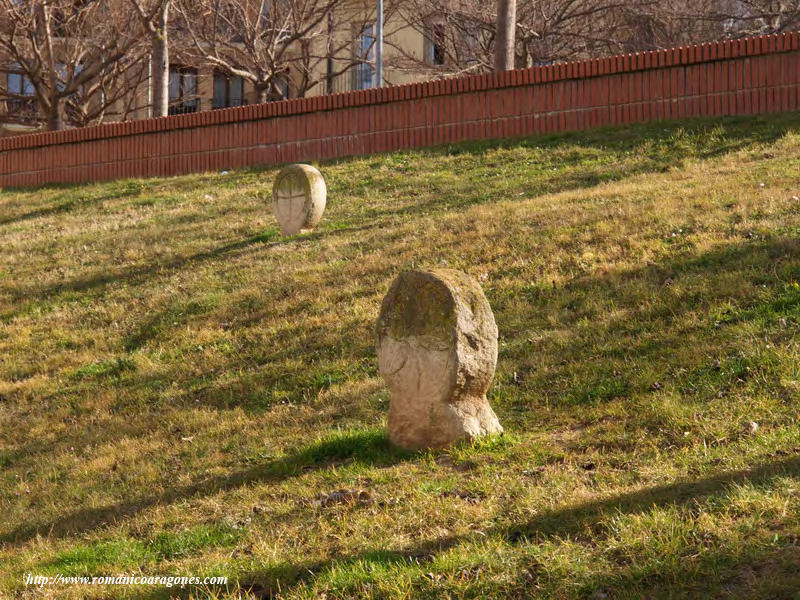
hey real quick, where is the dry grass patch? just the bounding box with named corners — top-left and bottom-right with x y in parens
top-left (1, 113), bottom-right (800, 599)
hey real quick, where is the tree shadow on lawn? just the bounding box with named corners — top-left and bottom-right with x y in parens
top-left (7, 113), bottom-right (799, 307)
top-left (1, 223), bottom-right (375, 313)
top-left (231, 454), bottom-right (800, 599)
top-left (0, 178), bottom-right (158, 226)
top-left (332, 112), bottom-right (798, 171)
top-left (6, 236), bottom-right (790, 528)
top-left (0, 192), bottom-right (117, 227)
top-left (549, 544), bottom-right (800, 600)
top-left (6, 237), bottom-right (797, 539)
top-left (121, 236), bottom-right (800, 596)
top-left (491, 234), bottom-right (800, 418)
top-left (1, 239), bottom-right (798, 599)
top-left (163, 235), bottom-right (800, 420)
top-left (32, 235), bottom-right (793, 478)
top-left (5, 237), bottom-right (800, 560)
top-left (309, 113), bottom-right (800, 231)
top-left (0, 429), bottom-right (415, 546)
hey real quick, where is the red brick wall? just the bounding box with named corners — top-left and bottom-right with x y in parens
top-left (2, 32), bottom-right (800, 188)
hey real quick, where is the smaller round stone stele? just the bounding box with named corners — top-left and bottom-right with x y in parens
top-left (272, 164), bottom-right (327, 235)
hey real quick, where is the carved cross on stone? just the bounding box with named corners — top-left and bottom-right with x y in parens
top-left (272, 164), bottom-right (327, 235)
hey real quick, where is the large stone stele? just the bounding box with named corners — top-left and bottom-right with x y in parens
top-left (272, 164), bottom-right (327, 235)
top-left (376, 269), bottom-right (503, 450)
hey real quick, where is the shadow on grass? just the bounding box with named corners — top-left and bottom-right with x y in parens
top-left (1, 222), bottom-right (379, 313)
top-left (327, 112), bottom-right (796, 169)
top-left (231, 454), bottom-right (800, 599)
top-left (555, 544), bottom-right (800, 600)
top-left (148, 236), bottom-right (800, 418)
top-left (0, 182), bottom-right (146, 227)
top-left (0, 428), bottom-right (414, 546)
top-left (7, 237), bottom-right (798, 540)
top-left (6, 113), bottom-right (800, 307)
top-left (485, 234), bottom-right (800, 426)
top-left (0, 196), bottom-right (101, 226)
top-left (327, 112), bottom-right (800, 220)
top-left (163, 235), bottom-right (800, 595)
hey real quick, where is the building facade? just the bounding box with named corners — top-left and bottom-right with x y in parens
top-left (0, 7), bottom-right (442, 138)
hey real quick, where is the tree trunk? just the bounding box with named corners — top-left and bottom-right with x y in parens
top-left (326, 10), bottom-right (334, 95)
top-left (494, 0), bottom-right (516, 71)
top-left (40, 3), bottom-right (63, 130)
top-left (47, 100), bottom-right (64, 131)
top-left (151, 0), bottom-right (171, 117)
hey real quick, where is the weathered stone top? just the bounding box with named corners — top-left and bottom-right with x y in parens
top-left (379, 271), bottom-right (456, 346)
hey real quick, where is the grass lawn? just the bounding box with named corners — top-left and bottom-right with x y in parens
top-left (2, 113), bottom-right (800, 599)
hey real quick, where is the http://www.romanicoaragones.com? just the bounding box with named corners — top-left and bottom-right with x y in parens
top-left (23, 573), bottom-right (228, 588)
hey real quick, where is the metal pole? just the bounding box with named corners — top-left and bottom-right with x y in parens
top-left (375, 0), bottom-right (384, 87)
top-left (147, 53), bottom-right (153, 118)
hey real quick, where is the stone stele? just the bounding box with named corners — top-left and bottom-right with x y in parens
top-left (376, 269), bottom-right (503, 450)
top-left (272, 164), bottom-right (327, 235)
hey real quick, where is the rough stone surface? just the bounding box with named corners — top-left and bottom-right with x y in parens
top-left (376, 269), bottom-right (503, 450)
top-left (272, 164), bottom-right (327, 235)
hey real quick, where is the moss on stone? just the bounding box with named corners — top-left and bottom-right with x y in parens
top-left (380, 271), bottom-right (456, 342)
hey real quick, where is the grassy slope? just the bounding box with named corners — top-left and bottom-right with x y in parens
top-left (2, 113), bottom-right (800, 600)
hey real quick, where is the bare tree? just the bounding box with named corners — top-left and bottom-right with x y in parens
top-left (618, 0), bottom-right (730, 50)
top-left (0, 0), bottom-right (149, 130)
top-left (65, 56), bottom-right (152, 127)
top-left (733, 0), bottom-right (800, 33)
top-left (390, 0), bottom-right (497, 76)
top-left (393, 0), bottom-right (636, 77)
top-left (516, 0), bottom-right (633, 64)
top-left (174, 0), bottom-right (401, 101)
top-left (616, 0), bottom-right (800, 51)
top-left (128, 0), bottom-right (173, 117)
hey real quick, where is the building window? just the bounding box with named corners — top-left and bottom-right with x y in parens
top-left (7, 71), bottom-right (35, 96)
top-left (5, 70), bottom-right (37, 118)
top-left (168, 66), bottom-right (198, 115)
top-left (212, 71), bottom-right (246, 109)
top-left (424, 22), bottom-right (446, 66)
top-left (353, 24), bottom-right (375, 90)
